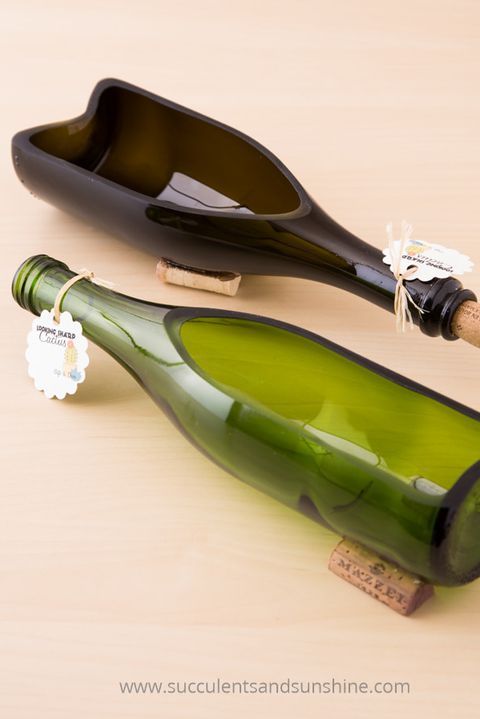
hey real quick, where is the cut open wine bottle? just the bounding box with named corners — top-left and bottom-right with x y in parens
top-left (12, 255), bottom-right (480, 587)
top-left (11, 78), bottom-right (480, 347)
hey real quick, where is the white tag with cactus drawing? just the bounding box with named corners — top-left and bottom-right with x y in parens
top-left (26, 309), bottom-right (89, 399)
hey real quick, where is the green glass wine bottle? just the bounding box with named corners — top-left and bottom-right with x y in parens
top-left (12, 254), bottom-right (480, 586)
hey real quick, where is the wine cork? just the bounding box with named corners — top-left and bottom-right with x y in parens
top-left (328, 539), bottom-right (434, 616)
top-left (451, 300), bottom-right (480, 349)
top-left (156, 258), bottom-right (241, 296)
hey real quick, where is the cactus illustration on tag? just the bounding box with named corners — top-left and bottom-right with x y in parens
top-left (63, 339), bottom-right (78, 378)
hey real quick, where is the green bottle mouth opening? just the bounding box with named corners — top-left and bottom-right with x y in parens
top-left (12, 254), bottom-right (69, 314)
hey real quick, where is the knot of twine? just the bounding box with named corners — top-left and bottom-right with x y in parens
top-left (53, 268), bottom-right (114, 324)
top-left (386, 221), bottom-right (425, 333)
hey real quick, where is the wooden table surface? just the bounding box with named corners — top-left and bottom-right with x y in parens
top-left (1, 1), bottom-right (480, 716)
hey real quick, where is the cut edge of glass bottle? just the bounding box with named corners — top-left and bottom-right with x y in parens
top-left (165, 306), bottom-right (480, 587)
top-left (17, 77), bottom-right (311, 222)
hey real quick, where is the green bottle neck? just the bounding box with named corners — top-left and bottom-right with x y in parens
top-left (12, 255), bottom-right (177, 370)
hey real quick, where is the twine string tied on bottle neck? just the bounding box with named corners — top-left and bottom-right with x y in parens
top-left (53, 269), bottom-right (114, 324)
top-left (387, 221), bottom-right (425, 333)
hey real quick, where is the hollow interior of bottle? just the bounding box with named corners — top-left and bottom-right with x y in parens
top-left (177, 314), bottom-right (479, 492)
top-left (29, 85), bottom-right (301, 216)
top-left (174, 312), bottom-right (480, 582)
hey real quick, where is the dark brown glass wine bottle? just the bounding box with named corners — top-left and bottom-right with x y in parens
top-left (11, 78), bottom-right (477, 341)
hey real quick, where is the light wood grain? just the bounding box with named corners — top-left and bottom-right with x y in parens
top-left (1, 1), bottom-right (480, 717)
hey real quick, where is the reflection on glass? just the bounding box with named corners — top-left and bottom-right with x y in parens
top-left (157, 171), bottom-right (253, 213)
